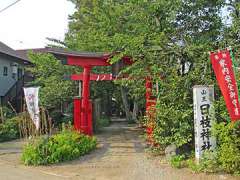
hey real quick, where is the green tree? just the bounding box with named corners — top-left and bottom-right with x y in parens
top-left (152, 0), bottom-right (224, 147)
top-left (65, 0), bottom-right (225, 146)
top-left (65, 0), bottom-right (182, 122)
top-left (27, 52), bottom-right (76, 109)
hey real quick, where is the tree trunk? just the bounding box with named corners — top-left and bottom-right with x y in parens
top-left (106, 91), bottom-right (112, 117)
top-left (132, 100), bottom-right (139, 122)
top-left (120, 86), bottom-right (132, 122)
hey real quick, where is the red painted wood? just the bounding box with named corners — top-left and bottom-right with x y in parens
top-left (81, 67), bottom-right (91, 134)
top-left (71, 73), bottom-right (114, 81)
top-left (73, 97), bottom-right (81, 132)
top-left (122, 56), bottom-right (133, 65)
top-left (145, 77), bottom-right (156, 144)
top-left (145, 77), bottom-right (153, 111)
top-left (88, 100), bottom-right (93, 135)
top-left (67, 56), bottom-right (110, 66)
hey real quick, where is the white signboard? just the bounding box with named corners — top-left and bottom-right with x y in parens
top-left (193, 85), bottom-right (216, 161)
top-left (23, 87), bottom-right (40, 130)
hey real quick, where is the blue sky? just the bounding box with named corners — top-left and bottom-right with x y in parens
top-left (0, 0), bottom-right (75, 49)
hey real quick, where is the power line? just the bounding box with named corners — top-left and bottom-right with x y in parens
top-left (0, 0), bottom-right (21, 14)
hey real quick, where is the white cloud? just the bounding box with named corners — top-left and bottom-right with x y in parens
top-left (0, 0), bottom-right (75, 49)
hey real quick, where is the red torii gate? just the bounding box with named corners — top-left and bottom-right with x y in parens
top-left (42, 48), bottom-right (155, 136)
top-left (62, 51), bottom-right (113, 135)
top-left (71, 73), bottom-right (115, 135)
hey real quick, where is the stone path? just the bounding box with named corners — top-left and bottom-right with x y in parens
top-left (0, 121), bottom-right (239, 180)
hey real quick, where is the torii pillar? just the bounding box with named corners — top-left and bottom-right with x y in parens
top-left (145, 77), bottom-right (156, 144)
top-left (81, 66), bottom-right (91, 133)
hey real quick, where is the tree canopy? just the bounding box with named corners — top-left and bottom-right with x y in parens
top-left (64, 0), bottom-right (240, 146)
top-left (27, 52), bottom-right (76, 109)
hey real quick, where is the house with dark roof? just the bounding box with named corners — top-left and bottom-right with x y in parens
top-left (0, 42), bottom-right (30, 111)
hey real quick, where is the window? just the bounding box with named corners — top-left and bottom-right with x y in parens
top-left (3, 67), bottom-right (8, 76)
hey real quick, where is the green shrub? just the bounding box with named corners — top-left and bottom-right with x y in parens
top-left (198, 150), bottom-right (219, 173)
top-left (0, 118), bottom-right (19, 142)
top-left (1, 106), bottom-right (15, 119)
top-left (153, 74), bottom-right (193, 148)
top-left (170, 155), bottom-right (185, 168)
top-left (21, 129), bottom-right (97, 165)
top-left (186, 158), bottom-right (201, 172)
top-left (213, 121), bottom-right (240, 175)
top-left (185, 122), bottom-right (240, 175)
top-left (185, 152), bottom-right (218, 173)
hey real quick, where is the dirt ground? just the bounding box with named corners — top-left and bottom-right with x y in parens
top-left (0, 120), bottom-right (239, 180)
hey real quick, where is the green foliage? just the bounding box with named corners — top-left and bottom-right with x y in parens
top-left (96, 116), bottom-right (111, 131)
top-left (181, 152), bottom-right (218, 173)
top-left (27, 52), bottom-right (76, 109)
top-left (65, 0), bottom-right (182, 102)
top-left (60, 115), bottom-right (73, 126)
top-left (222, 1), bottom-right (240, 49)
top-left (66, 0), bottom-right (223, 149)
top-left (186, 158), bottom-right (202, 172)
top-left (0, 118), bottom-right (19, 142)
top-left (184, 122), bottom-right (240, 175)
top-left (1, 106), bottom-right (15, 119)
top-left (198, 150), bottom-right (220, 173)
top-left (213, 121), bottom-right (240, 175)
top-left (65, 1), bottom-right (240, 175)
top-left (170, 155), bottom-right (185, 169)
top-left (153, 74), bottom-right (194, 147)
top-left (186, 150), bottom-right (224, 174)
top-left (49, 110), bottom-right (63, 123)
top-left (21, 129), bottom-right (97, 165)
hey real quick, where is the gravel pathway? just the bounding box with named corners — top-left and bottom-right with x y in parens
top-left (0, 121), bottom-right (238, 180)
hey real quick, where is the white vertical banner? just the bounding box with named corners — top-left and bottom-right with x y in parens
top-left (23, 87), bottom-right (40, 130)
top-left (193, 85), bottom-right (216, 162)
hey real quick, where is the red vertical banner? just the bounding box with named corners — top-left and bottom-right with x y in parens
top-left (210, 49), bottom-right (240, 121)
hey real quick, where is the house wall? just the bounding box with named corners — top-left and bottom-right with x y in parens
top-left (0, 54), bottom-right (24, 96)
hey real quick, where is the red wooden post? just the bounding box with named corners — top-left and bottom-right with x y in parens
top-left (145, 77), bottom-right (156, 144)
top-left (74, 97), bottom-right (81, 131)
top-left (145, 77), bottom-right (153, 112)
top-left (81, 66), bottom-right (91, 134)
top-left (88, 100), bottom-right (93, 135)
